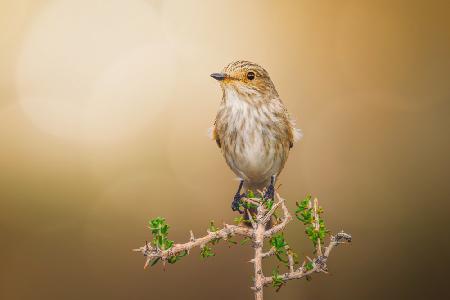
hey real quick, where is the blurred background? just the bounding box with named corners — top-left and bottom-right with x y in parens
top-left (0, 0), bottom-right (449, 299)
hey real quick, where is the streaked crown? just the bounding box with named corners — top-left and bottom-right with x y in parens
top-left (211, 60), bottom-right (279, 99)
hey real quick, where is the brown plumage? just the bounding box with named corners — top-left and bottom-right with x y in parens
top-left (210, 61), bottom-right (301, 211)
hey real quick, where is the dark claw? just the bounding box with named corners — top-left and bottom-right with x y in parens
top-left (264, 175), bottom-right (275, 200)
top-left (264, 185), bottom-right (274, 200)
top-left (232, 180), bottom-right (245, 214)
top-left (232, 193), bottom-right (244, 214)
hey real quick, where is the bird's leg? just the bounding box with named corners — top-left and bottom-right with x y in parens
top-left (231, 180), bottom-right (245, 214)
top-left (264, 175), bottom-right (275, 201)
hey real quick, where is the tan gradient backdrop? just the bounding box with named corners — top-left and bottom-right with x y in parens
top-left (0, 1), bottom-right (449, 299)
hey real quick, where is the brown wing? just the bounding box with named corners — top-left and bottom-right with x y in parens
top-left (288, 127), bottom-right (294, 149)
top-left (283, 109), bottom-right (300, 149)
top-left (281, 110), bottom-right (294, 149)
top-left (212, 122), bottom-right (221, 148)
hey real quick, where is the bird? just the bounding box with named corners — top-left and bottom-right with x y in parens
top-left (210, 60), bottom-right (302, 213)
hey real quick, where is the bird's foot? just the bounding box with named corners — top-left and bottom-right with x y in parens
top-left (264, 176), bottom-right (276, 201)
top-left (264, 185), bottom-right (274, 201)
top-left (231, 193), bottom-right (245, 214)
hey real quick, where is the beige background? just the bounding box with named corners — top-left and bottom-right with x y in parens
top-left (0, 0), bottom-right (449, 299)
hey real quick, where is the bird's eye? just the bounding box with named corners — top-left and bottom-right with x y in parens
top-left (247, 72), bottom-right (255, 80)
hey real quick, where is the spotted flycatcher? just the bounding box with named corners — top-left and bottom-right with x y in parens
top-left (210, 60), bottom-right (302, 213)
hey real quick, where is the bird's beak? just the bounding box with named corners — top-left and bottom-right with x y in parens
top-left (210, 72), bottom-right (227, 81)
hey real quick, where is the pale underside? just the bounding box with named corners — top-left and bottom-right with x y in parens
top-left (212, 87), bottom-right (301, 192)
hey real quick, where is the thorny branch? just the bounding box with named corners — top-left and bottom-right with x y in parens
top-left (262, 231), bottom-right (352, 287)
top-left (133, 193), bottom-right (351, 300)
top-left (134, 222), bottom-right (253, 268)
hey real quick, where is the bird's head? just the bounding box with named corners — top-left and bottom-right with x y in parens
top-left (211, 61), bottom-right (278, 102)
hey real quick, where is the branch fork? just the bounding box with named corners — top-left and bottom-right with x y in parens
top-left (133, 193), bottom-right (351, 300)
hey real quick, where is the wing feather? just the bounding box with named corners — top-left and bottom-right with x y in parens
top-left (208, 123), bottom-right (221, 148)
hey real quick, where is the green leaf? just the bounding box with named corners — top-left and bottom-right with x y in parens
top-left (275, 253), bottom-right (289, 264)
top-left (265, 198), bottom-right (274, 210)
top-left (241, 201), bottom-right (257, 210)
top-left (270, 234), bottom-right (293, 265)
top-left (209, 220), bottom-right (218, 232)
top-left (148, 217), bottom-right (175, 250)
top-left (167, 256), bottom-right (178, 264)
top-left (165, 239), bottom-right (174, 249)
top-left (240, 237), bottom-right (251, 245)
top-left (305, 261), bottom-right (314, 271)
top-left (295, 196), bottom-right (314, 225)
top-left (167, 250), bottom-right (189, 264)
top-left (150, 257), bottom-right (160, 266)
top-left (227, 239), bottom-right (238, 245)
top-left (271, 268), bottom-right (284, 288)
top-left (200, 245), bottom-right (215, 258)
top-left (234, 216), bottom-right (244, 224)
top-left (270, 234), bottom-right (287, 249)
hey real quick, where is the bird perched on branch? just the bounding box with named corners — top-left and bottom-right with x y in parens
top-left (210, 60), bottom-right (302, 213)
